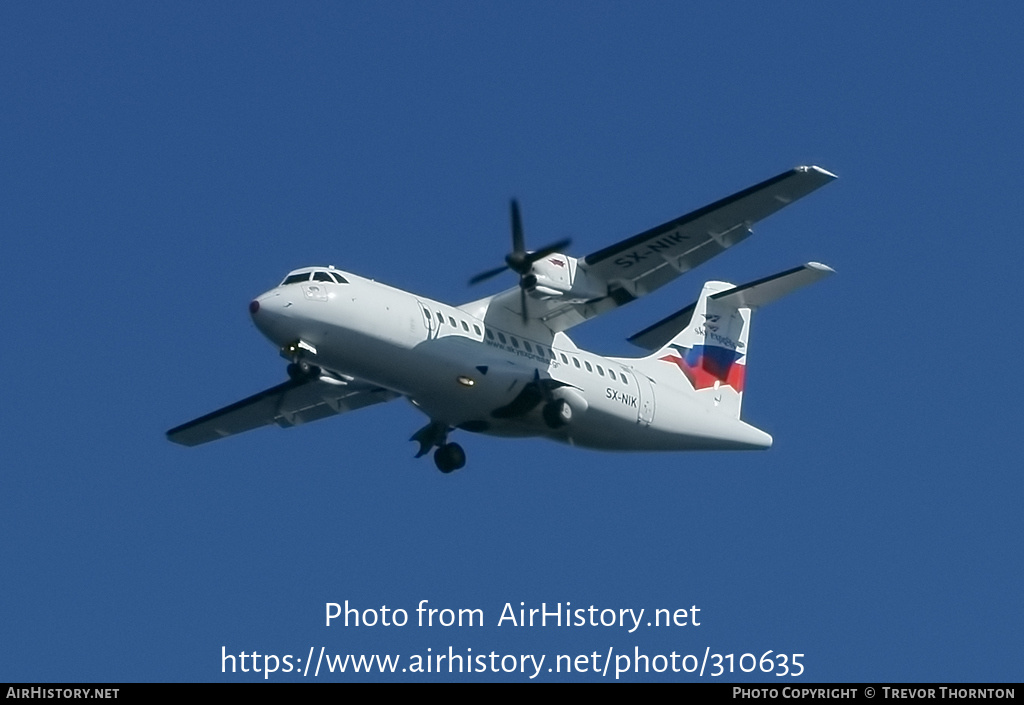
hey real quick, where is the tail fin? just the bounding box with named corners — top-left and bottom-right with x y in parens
top-left (630, 263), bottom-right (834, 418)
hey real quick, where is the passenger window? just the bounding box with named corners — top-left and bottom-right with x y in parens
top-left (524, 341), bottom-right (533, 353)
top-left (498, 333), bottom-right (507, 344)
top-left (511, 337), bottom-right (520, 349)
top-left (448, 316), bottom-right (457, 327)
top-left (474, 325), bottom-right (481, 336)
top-left (436, 312), bottom-right (444, 324)
top-left (560, 353), bottom-right (568, 364)
top-left (573, 358), bottom-right (581, 368)
top-left (585, 361), bottom-right (593, 372)
top-left (486, 329), bottom-right (494, 340)
top-left (608, 370), bottom-right (617, 382)
top-left (597, 365), bottom-right (605, 376)
top-left (461, 321), bottom-right (469, 332)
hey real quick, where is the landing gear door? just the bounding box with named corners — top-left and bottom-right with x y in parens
top-left (636, 373), bottom-right (656, 426)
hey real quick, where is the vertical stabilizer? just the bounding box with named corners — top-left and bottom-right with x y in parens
top-left (629, 263), bottom-right (834, 418)
top-left (649, 281), bottom-right (750, 417)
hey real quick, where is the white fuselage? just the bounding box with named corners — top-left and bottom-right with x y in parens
top-left (250, 270), bottom-right (772, 452)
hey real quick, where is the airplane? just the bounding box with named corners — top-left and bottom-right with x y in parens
top-left (167, 165), bottom-right (837, 473)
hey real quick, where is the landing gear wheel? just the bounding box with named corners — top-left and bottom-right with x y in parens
top-left (287, 360), bottom-right (321, 381)
top-left (434, 443), bottom-right (466, 473)
top-left (543, 399), bottom-right (572, 429)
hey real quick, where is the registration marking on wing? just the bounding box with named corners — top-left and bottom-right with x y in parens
top-left (612, 230), bottom-right (694, 269)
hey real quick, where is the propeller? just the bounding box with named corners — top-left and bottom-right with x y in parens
top-left (469, 200), bottom-right (571, 322)
top-left (491, 369), bottom-right (570, 419)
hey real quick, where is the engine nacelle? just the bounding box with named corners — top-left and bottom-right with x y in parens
top-left (525, 254), bottom-right (603, 302)
top-left (554, 387), bottom-right (589, 414)
top-left (543, 387), bottom-right (589, 429)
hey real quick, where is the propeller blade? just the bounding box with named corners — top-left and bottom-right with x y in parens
top-left (468, 199), bottom-right (572, 295)
top-left (525, 238), bottom-right (572, 264)
top-left (510, 199), bottom-right (524, 254)
top-left (490, 383), bottom-right (543, 419)
top-left (490, 370), bottom-right (572, 419)
top-left (468, 264), bottom-right (510, 286)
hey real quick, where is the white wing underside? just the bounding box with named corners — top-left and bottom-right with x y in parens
top-left (167, 377), bottom-right (398, 446)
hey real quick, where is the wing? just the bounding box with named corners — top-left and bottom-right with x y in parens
top-left (475, 166), bottom-right (835, 333)
top-left (583, 165), bottom-right (835, 285)
top-left (166, 376), bottom-right (399, 447)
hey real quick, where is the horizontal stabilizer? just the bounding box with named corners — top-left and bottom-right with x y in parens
top-left (628, 262), bottom-right (834, 351)
top-left (711, 262), bottom-right (834, 308)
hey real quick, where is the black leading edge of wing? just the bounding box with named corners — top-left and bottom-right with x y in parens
top-left (582, 166), bottom-right (835, 269)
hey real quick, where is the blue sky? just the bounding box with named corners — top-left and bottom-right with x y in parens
top-left (2, 2), bottom-right (1020, 682)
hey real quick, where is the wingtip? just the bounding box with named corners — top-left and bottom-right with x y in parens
top-left (799, 165), bottom-right (838, 180)
top-left (806, 261), bottom-right (836, 275)
top-left (165, 431), bottom-right (191, 447)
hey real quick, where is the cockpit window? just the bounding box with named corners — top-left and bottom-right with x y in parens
top-left (281, 270), bottom-right (348, 286)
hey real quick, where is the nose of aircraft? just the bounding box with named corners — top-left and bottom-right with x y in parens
top-left (249, 289), bottom-right (293, 344)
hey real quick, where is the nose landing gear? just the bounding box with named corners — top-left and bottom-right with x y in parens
top-left (286, 359), bottom-right (321, 381)
top-left (281, 340), bottom-right (321, 381)
top-left (282, 340), bottom-right (321, 379)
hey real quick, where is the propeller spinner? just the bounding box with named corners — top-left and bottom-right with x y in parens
top-left (469, 200), bottom-right (571, 322)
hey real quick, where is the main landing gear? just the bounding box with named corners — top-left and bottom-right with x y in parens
top-left (411, 421), bottom-right (466, 474)
top-left (433, 442), bottom-right (466, 474)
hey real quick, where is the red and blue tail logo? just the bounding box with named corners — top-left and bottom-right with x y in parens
top-left (659, 343), bottom-right (746, 392)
